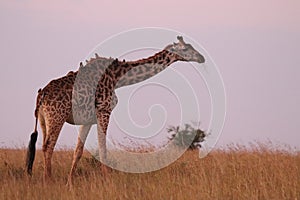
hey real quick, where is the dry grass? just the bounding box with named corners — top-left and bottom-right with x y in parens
top-left (0, 144), bottom-right (299, 200)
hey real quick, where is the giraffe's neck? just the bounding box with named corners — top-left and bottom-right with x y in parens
top-left (77, 49), bottom-right (180, 90)
top-left (114, 49), bottom-right (180, 88)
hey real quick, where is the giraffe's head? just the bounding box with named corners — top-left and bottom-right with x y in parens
top-left (164, 36), bottom-right (205, 63)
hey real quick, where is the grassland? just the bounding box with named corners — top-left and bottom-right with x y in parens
top-left (0, 144), bottom-right (299, 200)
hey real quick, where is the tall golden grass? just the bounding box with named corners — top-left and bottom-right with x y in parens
top-left (0, 144), bottom-right (299, 200)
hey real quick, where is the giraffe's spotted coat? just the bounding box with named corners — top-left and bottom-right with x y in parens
top-left (27, 36), bottom-right (205, 184)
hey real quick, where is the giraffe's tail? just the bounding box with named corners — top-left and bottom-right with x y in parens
top-left (26, 130), bottom-right (38, 176)
top-left (26, 89), bottom-right (44, 176)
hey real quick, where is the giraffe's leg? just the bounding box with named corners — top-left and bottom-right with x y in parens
top-left (111, 91), bottom-right (118, 110)
top-left (42, 121), bottom-right (64, 182)
top-left (68, 124), bottom-right (92, 185)
top-left (96, 110), bottom-right (111, 173)
top-left (39, 114), bottom-right (47, 145)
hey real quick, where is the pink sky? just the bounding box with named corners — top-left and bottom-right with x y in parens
top-left (0, 0), bottom-right (299, 150)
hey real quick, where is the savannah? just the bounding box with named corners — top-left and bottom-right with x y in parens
top-left (0, 143), bottom-right (299, 200)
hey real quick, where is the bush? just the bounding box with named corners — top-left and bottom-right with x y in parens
top-left (167, 123), bottom-right (207, 150)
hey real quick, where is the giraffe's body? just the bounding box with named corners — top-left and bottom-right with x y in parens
top-left (26, 36), bottom-right (205, 184)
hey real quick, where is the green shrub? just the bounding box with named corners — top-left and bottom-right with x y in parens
top-left (167, 123), bottom-right (207, 150)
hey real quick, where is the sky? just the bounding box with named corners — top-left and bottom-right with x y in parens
top-left (0, 0), bottom-right (299, 151)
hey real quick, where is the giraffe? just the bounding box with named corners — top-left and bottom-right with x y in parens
top-left (25, 36), bottom-right (205, 184)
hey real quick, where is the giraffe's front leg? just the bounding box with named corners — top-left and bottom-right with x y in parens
top-left (96, 110), bottom-right (111, 162)
top-left (95, 109), bottom-right (112, 175)
top-left (111, 91), bottom-right (118, 110)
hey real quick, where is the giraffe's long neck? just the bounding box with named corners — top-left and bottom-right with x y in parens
top-left (114, 49), bottom-right (181, 88)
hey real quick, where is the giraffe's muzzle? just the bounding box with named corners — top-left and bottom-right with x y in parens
top-left (195, 53), bottom-right (205, 63)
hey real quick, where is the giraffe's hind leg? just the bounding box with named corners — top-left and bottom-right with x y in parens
top-left (42, 119), bottom-right (64, 182)
top-left (68, 124), bottom-right (92, 185)
top-left (39, 114), bottom-right (47, 146)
